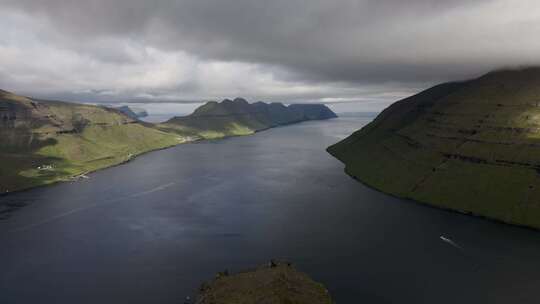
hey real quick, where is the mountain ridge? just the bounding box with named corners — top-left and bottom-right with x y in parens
top-left (0, 90), bottom-right (336, 193)
top-left (162, 98), bottom-right (337, 139)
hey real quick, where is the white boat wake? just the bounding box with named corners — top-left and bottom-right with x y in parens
top-left (440, 235), bottom-right (464, 251)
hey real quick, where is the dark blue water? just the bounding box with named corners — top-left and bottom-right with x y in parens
top-left (2, 115), bottom-right (540, 303)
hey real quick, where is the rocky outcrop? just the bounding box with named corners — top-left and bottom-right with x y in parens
top-left (328, 67), bottom-right (540, 229)
top-left (196, 261), bottom-right (333, 304)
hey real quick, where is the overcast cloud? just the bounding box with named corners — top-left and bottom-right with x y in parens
top-left (1, 0), bottom-right (540, 111)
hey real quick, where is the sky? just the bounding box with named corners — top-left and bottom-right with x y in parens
top-left (2, 0), bottom-right (540, 112)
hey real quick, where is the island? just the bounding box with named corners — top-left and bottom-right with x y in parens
top-left (328, 67), bottom-right (540, 229)
top-left (0, 90), bottom-right (336, 193)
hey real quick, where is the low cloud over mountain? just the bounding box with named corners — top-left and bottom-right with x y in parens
top-left (2, 0), bottom-right (540, 110)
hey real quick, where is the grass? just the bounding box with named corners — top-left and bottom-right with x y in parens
top-left (161, 99), bottom-right (336, 139)
top-left (197, 263), bottom-right (333, 304)
top-left (0, 123), bottom-right (183, 193)
top-left (0, 90), bottom-right (185, 193)
top-left (0, 91), bottom-right (336, 194)
top-left (328, 67), bottom-right (540, 229)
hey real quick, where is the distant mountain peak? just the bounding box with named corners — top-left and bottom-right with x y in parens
top-left (166, 98), bottom-right (337, 133)
top-left (232, 97), bottom-right (249, 104)
top-left (115, 105), bottom-right (148, 119)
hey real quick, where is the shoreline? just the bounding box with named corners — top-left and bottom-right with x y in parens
top-left (326, 147), bottom-right (540, 232)
top-left (0, 117), bottom-right (337, 199)
top-left (0, 138), bottom-right (194, 198)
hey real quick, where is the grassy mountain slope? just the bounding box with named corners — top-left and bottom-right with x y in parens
top-left (328, 67), bottom-right (540, 229)
top-left (1, 92), bottom-right (336, 193)
top-left (0, 90), bottom-right (184, 193)
top-left (162, 98), bottom-right (337, 139)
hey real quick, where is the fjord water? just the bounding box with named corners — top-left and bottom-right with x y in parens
top-left (1, 115), bottom-right (540, 304)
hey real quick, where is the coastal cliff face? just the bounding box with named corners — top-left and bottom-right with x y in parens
top-left (328, 67), bottom-right (540, 229)
top-left (162, 98), bottom-right (337, 139)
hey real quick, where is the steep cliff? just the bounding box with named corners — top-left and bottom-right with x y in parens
top-left (328, 67), bottom-right (540, 229)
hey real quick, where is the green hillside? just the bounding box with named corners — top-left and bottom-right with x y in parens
top-left (161, 98), bottom-right (337, 139)
top-left (1, 92), bottom-right (336, 193)
top-left (0, 90), bottom-right (184, 193)
top-left (328, 67), bottom-right (540, 229)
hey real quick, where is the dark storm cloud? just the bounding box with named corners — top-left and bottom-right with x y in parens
top-left (1, 0), bottom-right (494, 82)
top-left (1, 0), bottom-right (539, 107)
